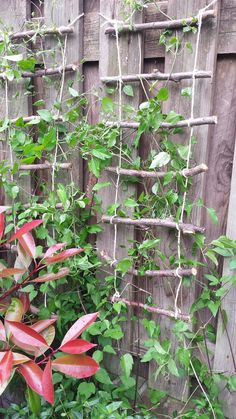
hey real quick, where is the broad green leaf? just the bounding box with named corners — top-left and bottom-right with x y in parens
top-left (102, 96), bottom-right (114, 113)
top-left (150, 152), bottom-right (170, 169)
top-left (37, 109), bottom-right (53, 122)
top-left (95, 367), bottom-right (113, 385)
top-left (69, 87), bottom-right (79, 98)
top-left (181, 87), bottom-right (192, 97)
top-left (27, 387), bottom-right (41, 415)
top-left (207, 207), bottom-right (218, 225)
top-left (120, 353), bottom-right (133, 378)
top-left (77, 382), bottom-right (96, 399)
top-left (123, 85), bottom-right (134, 97)
top-left (167, 359), bottom-right (179, 377)
top-left (116, 258), bottom-right (132, 275)
top-left (93, 182), bottom-right (111, 191)
top-left (157, 87), bottom-right (169, 101)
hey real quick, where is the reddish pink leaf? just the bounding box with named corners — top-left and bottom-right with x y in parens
top-left (0, 320), bottom-right (6, 341)
top-left (44, 242), bottom-right (67, 259)
top-left (0, 351), bottom-right (31, 366)
top-left (52, 354), bottom-right (99, 379)
top-left (44, 248), bottom-right (84, 266)
top-left (5, 320), bottom-right (49, 350)
top-left (0, 350), bottom-right (13, 384)
top-left (0, 268), bottom-right (26, 278)
top-left (30, 319), bottom-right (57, 333)
top-left (19, 232), bottom-right (36, 259)
top-left (30, 267), bottom-right (70, 283)
top-left (0, 213), bottom-right (4, 241)
top-left (61, 313), bottom-right (98, 346)
top-left (42, 360), bottom-right (54, 405)
top-left (8, 219), bottom-right (43, 243)
top-left (12, 352), bottom-right (30, 365)
top-left (18, 361), bottom-right (43, 396)
top-left (59, 339), bottom-right (96, 354)
top-left (19, 293), bottom-right (30, 314)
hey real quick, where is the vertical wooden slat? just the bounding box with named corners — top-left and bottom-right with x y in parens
top-left (97, 1), bottom-right (143, 369)
top-left (213, 59), bottom-right (236, 419)
top-left (0, 1), bottom-right (31, 207)
top-left (43, 0), bottom-right (84, 189)
top-left (149, 0), bottom-right (220, 404)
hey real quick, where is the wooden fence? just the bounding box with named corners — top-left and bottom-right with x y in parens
top-left (1, 0), bottom-right (236, 416)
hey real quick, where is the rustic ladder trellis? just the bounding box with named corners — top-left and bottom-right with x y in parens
top-left (97, 0), bottom-right (219, 406)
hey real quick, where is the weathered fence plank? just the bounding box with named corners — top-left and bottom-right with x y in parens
top-left (97, 0), bottom-right (143, 371)
top-left (148, 0), bottom-right (220, 405)
top-left (44, 0), bottom-right (84, 189)
top-left (213, 56), bottom-right (236, 419)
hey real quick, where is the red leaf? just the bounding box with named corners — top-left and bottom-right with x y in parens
top-left (30, 319), bottom-right (57, 333)
top-left (44, 242), bottom-right (67, 259)
top-left (0, 350), bottom-right (13, 385)
top-left (61, 312), bottom-right (98, 346)
top-left (59, 339), bottom-right (96, 354)
top-left (0, 213), bottom-right (4, 241)
top-left (18, 361), bottom-right (43, 396)
top-left (52, 354), bottom-right (99, 379)
top-left (5, 320), bottom-right (49, 350)
top-left (42, 360), bottom-right (54, 405)
top-left (19, 232), bottom-right (36, 259)
top-left (0, 268), bottom-right (26, 278)
top-left (12, 352), bottom-right (30, 365)
top-left (0, 320), bottom-right (6, 341)
top-left (30, 267), bottom-right (70, 283)
top-left (19, 293), bottom-right (30, 314)
top-left (44, 248), bottom-right (84, 266)
top-left (8, 220), bottom-right (43, 243)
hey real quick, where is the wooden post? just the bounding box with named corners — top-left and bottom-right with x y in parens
top-left (148, 0), bottom-right (220, 406)
top-left (43, 0), bottom-right (84, 189)
top-left (213, 132), bottom-right (236, 417)
top-left (0, 2), bottom-right (31, 229)
top-left (97, 1), bottom-right (143, 371)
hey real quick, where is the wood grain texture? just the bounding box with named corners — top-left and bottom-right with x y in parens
top-left (97, 0), bottom-right (143, 370)
top-left (43, 0), bottom-right (84, 189)
top-left (0, 1), bottom-right (31, 205)
top-left (213, 56), bottom-right (236, 419)
top-left (218, 1), bottom-right (236, 53)
top-left (148, 0), bottom-right (221, 403)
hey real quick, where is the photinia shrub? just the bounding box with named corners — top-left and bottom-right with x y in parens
top-left (0, 207), bottom-right (99, 405)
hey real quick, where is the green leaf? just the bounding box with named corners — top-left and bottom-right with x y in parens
top-left (150, 152), bottom-right (170, 169)
top-left (18, 58), bottom-right (37, 72)
top-left (69, 87), bottom-right (79, 98)
top-left (77, 382), bottom-right (96, 399)
top-left (208, 300), bottom-right (221, 317)
top-left (95, 368), bottom-right (113, 385)
top-left (207, 207), bottom-right (218, 225)
top-left (157, 87), bottom-right (169, 101)
top-left (116, 258), bottom-right (132, 275)
top-left (206, 250), bottom-right (218, 266)
top-left (93, 182), bottom-right (111, 191)
top-left (102, 96), bottom-right (114, 113)
top-left (177, 145), bottom-right (189, 160)
top-left (123, 85), bottom-right (134, 97)
top-left (37, 109), bottom-right (53, 122)
top-left (88, 158), bottom-right (100, 178)
top-left (34, 99), bottom-right (45, 107)
top-left (103, 345), bottom-right (116, 355)
top-left (124, 198), bottom-right (138, 208)
top-left (165, 111), bottom-right (182, 124)
top-left (167, 359), bottom-right (179, 377)
top-left (27, 387), bottom-right (41, 415)
top-left (230, 257), bottom-right (236, 270)
top-left (104, 325), bottom-right (124, 340)
top-left (181, 87), bottom-right (192, 97)
top-left (228, 376), bottom-right (236, 392)
top-left (120, 353), bottom-right (133, 378)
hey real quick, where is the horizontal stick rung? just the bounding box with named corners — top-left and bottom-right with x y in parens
top-left (101, 251), bottom-right (197, 278)
top-left (101, 71), bottom-right (212, 83)
top-left (105, 10), bottom-right (215, 35)
top-left (19, 162), bottom-right (72, 170)
top-left (105, 163), bottom-right (208, 179)
top-left (9, 115), bottom-right (63, 124)
top-left (0, 25), bottom-right (74, 42)
top-left (0, 65), bottom-right (77, 80)
top-left (102, 215), bottom-right (205, 234)
top-left (111, 297), bottom-right (191, 322)
top-left (106, 116), bottom-right (217, 130)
